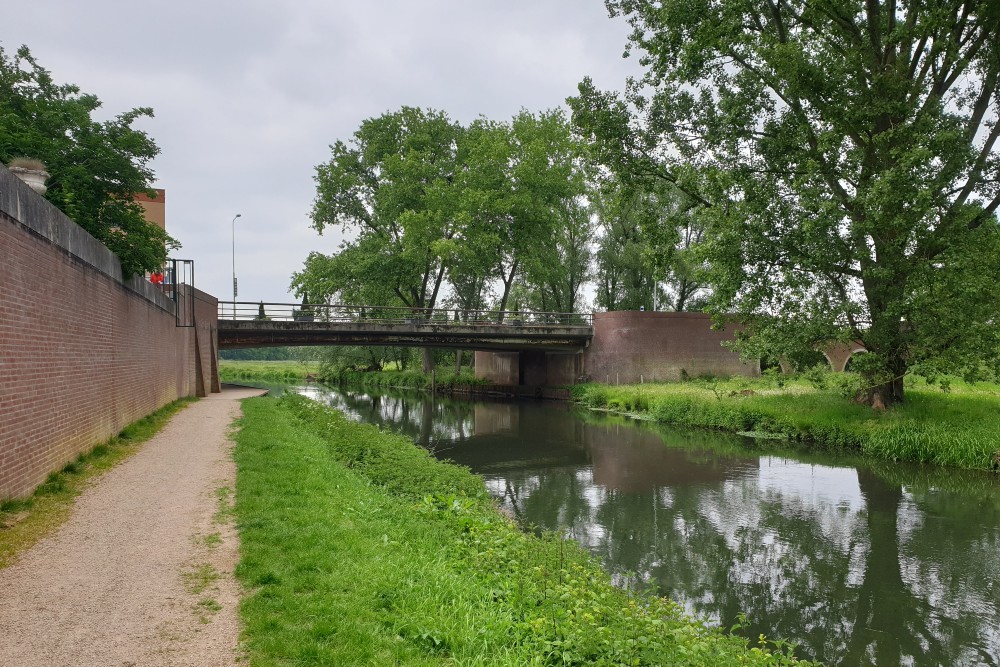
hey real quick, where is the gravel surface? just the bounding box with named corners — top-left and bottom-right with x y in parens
top-left (0, 386), bottom-right (266, 667)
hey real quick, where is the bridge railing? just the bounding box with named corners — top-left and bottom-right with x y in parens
top-left (218, 302), bottom-right (593, 328)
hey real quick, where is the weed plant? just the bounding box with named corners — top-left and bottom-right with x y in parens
top-left (570, 373), bottom-right (1000, 470)
top-left (233, 394), bottom-right (813, 665)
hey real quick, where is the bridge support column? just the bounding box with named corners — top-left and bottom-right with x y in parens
top-left (474, 351), bottom-right (583, 386)
top-left (475, 351), bottom-right (520, 385)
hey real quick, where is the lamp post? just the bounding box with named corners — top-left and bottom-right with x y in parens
top-left (232, 213), bottom-right (241, 318)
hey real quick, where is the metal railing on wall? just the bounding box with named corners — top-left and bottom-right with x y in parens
top-left (151, 259), bottom-right (195, 327)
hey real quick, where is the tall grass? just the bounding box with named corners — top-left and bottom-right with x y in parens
top-left (233, 394), bottom-right (814, 666)
top-left (571, 374), bottom-right (1000, 470)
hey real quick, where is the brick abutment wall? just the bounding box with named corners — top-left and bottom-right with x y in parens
top-left (0, 166), bottom-right (218, 500)
top-left (583, 311), bottom-right (759, 384)
top-left (474, 312), bottom-right (759, 386)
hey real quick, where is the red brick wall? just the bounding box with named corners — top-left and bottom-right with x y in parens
top-left (1, 170), bottom-right (218, 499)
top-left (582, 311), bottom-right (759, 384)
top-left (473, 313), bottom-right (755, 387)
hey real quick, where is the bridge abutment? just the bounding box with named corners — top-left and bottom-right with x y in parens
top-left (474, 312), bottom-right (757, 388)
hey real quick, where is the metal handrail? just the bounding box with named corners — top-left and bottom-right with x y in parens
top-left (218, 302), bottom-right (593, 327)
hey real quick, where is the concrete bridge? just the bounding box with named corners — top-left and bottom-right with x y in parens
top-left (217, 303), bottom-right (760, 387)
top-left (217, 302), bottom-right (593, 352)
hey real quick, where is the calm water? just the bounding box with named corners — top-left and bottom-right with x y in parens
top-left (296, 384), bottom-right (1000, 666)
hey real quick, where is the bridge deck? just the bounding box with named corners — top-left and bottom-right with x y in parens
top-left (217, 302), bottom-right (593, 352)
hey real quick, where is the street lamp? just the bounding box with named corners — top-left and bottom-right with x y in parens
top-left (232, 213), bottom-right (242, 318)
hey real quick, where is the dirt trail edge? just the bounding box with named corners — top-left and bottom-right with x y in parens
top-left (0, 386), bottom-right (266, 667)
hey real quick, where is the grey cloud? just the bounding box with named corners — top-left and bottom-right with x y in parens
top-left (1, 0), bottom-right (640, 305)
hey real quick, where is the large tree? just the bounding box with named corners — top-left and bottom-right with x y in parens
top-left (307, 106), bottom-right (462, 315)
top-left (592, 174), bottom-right (708, 312)
top-left (572, 0), bottom-right (1000, 406)
top-left (457, 110), bottom-right (587, 320)
top-left (0, 44), bottom-right (176, 276)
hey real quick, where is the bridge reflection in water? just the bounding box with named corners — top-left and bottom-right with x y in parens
top-left (300, 384), bottom-right (1000, 667)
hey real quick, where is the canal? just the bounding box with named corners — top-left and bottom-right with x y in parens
top-left (293, 384), bottom-right (1000, 666)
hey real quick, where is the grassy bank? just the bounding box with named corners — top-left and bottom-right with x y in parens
top-left (233, 393), bottom-right (813, 666)
top-left (0, 397), bottom-right (197, 568)
top-left (219, 360), bottom-right (314, 383)
top-left (571, 374), bottom-right (1000, 470)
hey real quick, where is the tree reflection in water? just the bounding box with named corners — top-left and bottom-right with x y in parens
top-left (301, 386), bottom-right (1000, 666)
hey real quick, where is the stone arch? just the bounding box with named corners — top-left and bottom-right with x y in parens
top-left (819, 341), bottom-right (867, 373)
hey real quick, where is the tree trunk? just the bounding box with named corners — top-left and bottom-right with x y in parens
top-left (497, 259), bottom-right (519, 323)
top-left (422, 348), bottom-right (434, 373)
top-left (861, 350), bottom-right (906, 408)
top-left (867, 375), bottom-right (904, 409)
top-left (455, 350), bottom-right (462, 376)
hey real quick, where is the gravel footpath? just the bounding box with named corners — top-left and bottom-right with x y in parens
top-left (0, 386), bottom-right (266, 667)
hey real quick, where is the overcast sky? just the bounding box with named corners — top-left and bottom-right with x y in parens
top-left (2, 1), bottom-right (640, 306)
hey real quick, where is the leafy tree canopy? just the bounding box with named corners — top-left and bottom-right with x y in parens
top-left (0, 44), bottom-right (177, 276)
top-left (297, 107), bottom-right (591, 322)
top-left (306, 106), bottom-right (462, 313)
top-left (572, 0), bottom-right (1000, 405)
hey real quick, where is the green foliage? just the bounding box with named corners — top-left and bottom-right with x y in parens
top-left (591, 173), bottom-right (708, 312)
top-left (295, 107), bottom-right (592, 320)
top-left (278, 393), bottom-right (487, 500)
top-left (219, 360), bottom-right (312, 383)
top-left (219, 346), bottom-right (321, 362)
top-left (573, 376), bottom-right (1000, 469)
top-left (296, 106), bottom-right (462, 312)
top-left (801, 365), bottom-right (830, 391)
top-left (572, 1), bottom-right (1000, 405)
top-left (234, 395), bottom-right (812, 665)
top-left (318, 365), bottom-right (489, 391)
top-left (0, 44), bottom-right (177, 276)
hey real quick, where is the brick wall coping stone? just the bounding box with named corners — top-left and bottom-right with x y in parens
top-left (0, 164), bottom-right (174, 313)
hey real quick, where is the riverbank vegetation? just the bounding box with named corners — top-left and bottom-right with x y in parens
top-left (0, 397), bottom-right (196, 568)
top-left (233, 393), bottom-right (814, 665)
top-left (320, 366), bottom-right (488, 390)
top-left (220, 356), bottom-right (488, 392)
top-left (571, 372), bottom-right (1000, 471)
top-left (219, 360), bottom-right (314, 384)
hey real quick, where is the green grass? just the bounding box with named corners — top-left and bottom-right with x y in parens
top-left (0, 397), bottom-right (197, 568)
top-left (219, 360), bottom-right (314, 383)
top-left (233, 393), bottom-right (813, 666)
top-left (570, 373), bottom-right (1000, 470)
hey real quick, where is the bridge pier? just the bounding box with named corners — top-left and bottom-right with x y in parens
top-left (474, 351), bottom-right (583, 386)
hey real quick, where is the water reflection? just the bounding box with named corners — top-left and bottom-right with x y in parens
top-left (300, 385), bottom-right (1000, 666)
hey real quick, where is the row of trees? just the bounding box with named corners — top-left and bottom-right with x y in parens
top-left (572, 0), bottom-right (1000, 407)
top-left (291, 107), bottom-right (707, 323)
top-left (297, 0), bottom-right (1000, 406)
